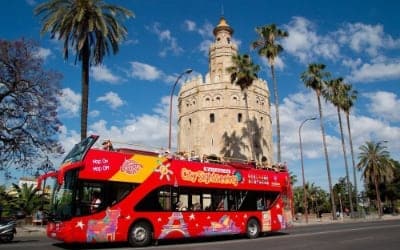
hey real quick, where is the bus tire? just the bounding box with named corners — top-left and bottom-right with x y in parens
top-left (246, 218), bottom-right (260, 239)
top-left (128, 221), bottom-right (152, 247)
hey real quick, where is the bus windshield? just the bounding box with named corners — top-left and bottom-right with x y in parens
top-left (62, 135), bottom-right (98, 165)
top-left (51, 169), bottom-right (78, 221)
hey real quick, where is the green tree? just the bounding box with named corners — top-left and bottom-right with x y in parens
top-left (383, 159), bottom-right (400, 212)
top-left (325, 77), bottom-right (354, 214)
top-left (0, 39), bottom-right (64, 171)
top-left (252, 24), bottom-right (288, 162)
top-left (227, 53), bottom-right (260, 161)
top-left (301, 63), bottom-right (336, 219)
top-left (35, 0), bottom-right (134, 140)
top-left (357, 141), bottom-right (395, 217)
top-left (9, 183), bottom-right (43, 217)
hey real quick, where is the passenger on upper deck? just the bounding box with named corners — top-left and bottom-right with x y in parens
top-left (102, 139), bottom-right (114, 151)
top-left (260, 156), bottom-right (272, 170)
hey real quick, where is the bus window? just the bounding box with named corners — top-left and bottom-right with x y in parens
top-left (135, 188), bottom-right (164, 211)
top-left (202, 193), bottom-right (211, 210)
top-left (190, 194), bottom-right (201, 211)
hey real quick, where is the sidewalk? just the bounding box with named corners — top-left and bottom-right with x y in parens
top-left (16, 224), bottom-right (46, 237)
top-left (292, 213), bottom-right (400, 226)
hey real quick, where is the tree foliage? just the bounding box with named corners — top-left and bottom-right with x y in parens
top-left (0, 39), bottom-right (64, 171)
top-left (35, 0), bottom-right (134, 140)
top-left (10, 183), bottom-right (44, 217)
top-left (357, 141), bottom-right (395, 216)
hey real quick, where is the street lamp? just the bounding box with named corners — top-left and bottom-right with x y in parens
top-left (168, 69), bottom-right (193, 152)
top-left (298, 117), bottom-right (317, 223)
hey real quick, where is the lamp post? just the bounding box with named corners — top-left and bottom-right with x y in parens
top-left (298, 117), bottom-right (317, 223)
top-left (168, 69), bottom-right (192, 152)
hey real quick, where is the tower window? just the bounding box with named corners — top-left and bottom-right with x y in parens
top-left (238, 113), bottom-right (242, 123)
top-left (210, 113), bottom-right (215, 123)
top-left (189, 118), bottom-right (192, 126)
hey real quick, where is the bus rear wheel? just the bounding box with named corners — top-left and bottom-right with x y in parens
top-left (128, 222), bottom-right (152, 247)
top-left (246, 218), bottom-right (260, 239)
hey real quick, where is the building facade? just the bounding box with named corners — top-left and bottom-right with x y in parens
top-left (178, 17), bottom-right (273, 164)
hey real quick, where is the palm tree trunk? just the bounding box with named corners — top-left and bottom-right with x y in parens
top-left (374, 172), bottom-right (382, 218)
top-left (316, 93), bottom-right (337, 219)
top-left (270, 65), bottom-right (281, 162)
top-left (337, 108), bottom-right (354, 215)
top-left (81, 39), bottom-right (90, 140)
top-left (244, 90), bottom-right (256, 161)
top-left (346, 112), bottom-right (359, 213)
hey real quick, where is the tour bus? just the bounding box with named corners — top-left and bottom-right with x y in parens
top-left (38, 135), bottom-right (292, 247)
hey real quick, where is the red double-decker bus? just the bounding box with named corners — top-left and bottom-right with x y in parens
top-left (38, 135), bottom-right (292, 247)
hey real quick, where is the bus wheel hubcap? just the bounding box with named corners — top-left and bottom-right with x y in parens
top-left (134, 227), bottom-right (146, 241)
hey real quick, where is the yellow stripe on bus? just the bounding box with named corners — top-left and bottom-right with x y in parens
top-left (110, 155), bottom-right (166, 183)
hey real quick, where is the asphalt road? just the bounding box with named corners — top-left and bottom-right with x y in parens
top-left (2, 220), bottom-right (399, 250)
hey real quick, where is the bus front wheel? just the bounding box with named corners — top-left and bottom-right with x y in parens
top-left (128, 221), bottom-right (152, 247)
top-left (246, 218), bottom-right (260, 239)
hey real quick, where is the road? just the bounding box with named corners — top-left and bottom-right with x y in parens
top-left (1, 220), bottom-right (399, 250)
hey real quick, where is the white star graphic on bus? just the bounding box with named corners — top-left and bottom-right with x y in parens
top-left (155, 163), bottom-right (173, 181)
top-left (189, 213), bottom-right (195, 220)
top-left (75, 220), bottom-right (84, 230)
top-left (157, 217), bottom-right (162, 222)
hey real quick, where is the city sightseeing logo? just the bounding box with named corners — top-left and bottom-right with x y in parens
top-left (181, 167), bottom-right (241, 186)
top-left (120, 159), bottom-right (142, 175)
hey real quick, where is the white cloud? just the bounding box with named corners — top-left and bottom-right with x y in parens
top-left (33, 47), bottom-right (52, 60)
top-left (89, 110), bottom-right (100, 118)
top-left (260, 56), bottom-right (285, 71)
top-left (96, 91), bottom-right (124, 109)
top-left (274, 88), bottom-right (400, 190)
top-left (363, 91), bottom-right (400, 122)
top-left (199, 39), bottom-right (212, 56)
top-left (347, 62), bottom-right (400, 82)
top-left (282, 16), bottom-right (340, 63)
top-left (91, 65), bottom-right (121, 84)
top-left (58, 88), bottom-right (80, 118)
top-left (128, 61), bottom-right (190, 85)
top-left (184, 20), bottom-right (196, 31)
top-left (129, 61), bottom-right (163, 81)
top-left (342, 58), bottom-right (362, 70)
top-left (337, 23), bottom-right (400, 57)
top-left (147, 22), bottom-right (183, 57)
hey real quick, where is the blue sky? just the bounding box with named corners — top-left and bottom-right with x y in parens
top-left (1, 0), bottom-right (399, 191)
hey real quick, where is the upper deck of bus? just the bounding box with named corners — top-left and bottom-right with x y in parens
top-left (54, 135), bottom-right (291, 192)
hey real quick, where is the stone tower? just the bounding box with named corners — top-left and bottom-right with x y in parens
top-left (177, 17), bottom-right (273, 164)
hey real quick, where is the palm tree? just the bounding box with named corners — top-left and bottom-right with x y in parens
top-left (324, 77), bottom-right (354, 215)
top-left (341, 84), bottom-right (358, 210)
top-left (357, 141), bottom-right (395, 217)
top-left (227, 53), bottom-right (260, 161)
top-left (35, 0), bottom-right (134, 140)
top-left (301, 63), bottom-right (336, 219)
top-left (10, 183), bottom-right (43, 218)
top-left (252, 24), bottom-right (288, 162)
